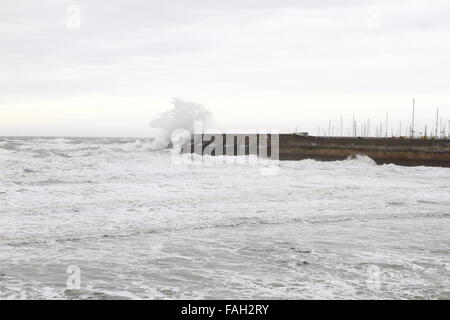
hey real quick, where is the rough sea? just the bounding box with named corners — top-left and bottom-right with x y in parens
top-left (0, 136), bottom-right (449, 299)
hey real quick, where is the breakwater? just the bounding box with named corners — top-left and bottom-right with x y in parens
top-left (182, 134), bottom-right (450, 167)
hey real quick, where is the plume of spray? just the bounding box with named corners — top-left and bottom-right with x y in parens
top-left (150, 98), bottom-right (213, 149)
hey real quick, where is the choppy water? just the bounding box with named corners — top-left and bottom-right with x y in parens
top-left (0, 136), bottom-right (449, 299)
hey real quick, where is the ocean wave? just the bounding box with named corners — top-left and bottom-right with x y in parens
top-left (345, 153), bottom-right (377, 165)
top-left (0, 139), bottom-right (158, 159)
top-left (3, 211), bottom-right (447, 248)
top-left (0, 141), bottom-right (22, 151)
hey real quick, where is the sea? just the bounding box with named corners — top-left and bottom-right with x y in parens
top-left (0, 136), bottom-right (449, 299)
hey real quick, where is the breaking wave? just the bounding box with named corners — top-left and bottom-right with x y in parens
top-left (149, 98), bottom-right (213, 150)
top-left (345, 153), bottom-right (376, 165)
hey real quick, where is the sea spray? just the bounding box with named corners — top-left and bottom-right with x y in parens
top-left (345, 154), bottom-right (376, 165)
top-left (150, 98), bottom-right (213, 149)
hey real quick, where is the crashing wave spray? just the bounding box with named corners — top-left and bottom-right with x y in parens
top-left (150, 98), bottom-right (213, 149)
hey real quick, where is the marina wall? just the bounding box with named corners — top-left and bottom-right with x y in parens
top-left (184, 134), bottom-right (450, 167)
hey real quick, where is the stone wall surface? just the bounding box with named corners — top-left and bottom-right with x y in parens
top-left (184, 134), bottom-right (450, 167)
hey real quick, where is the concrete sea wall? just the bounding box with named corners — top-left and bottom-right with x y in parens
top-left (184, 134), bottom-right (450, 168)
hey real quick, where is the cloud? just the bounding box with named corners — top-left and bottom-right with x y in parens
top-left (0, 0), bottom-right (449, 135)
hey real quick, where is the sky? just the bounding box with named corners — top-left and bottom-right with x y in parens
top-left (1, 0), bottom-right (450, 137)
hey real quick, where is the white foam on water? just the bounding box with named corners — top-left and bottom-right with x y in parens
top-left (345, 153), bottom-right (377, 165)
top-left (0, 136), bottom-right (449, 299)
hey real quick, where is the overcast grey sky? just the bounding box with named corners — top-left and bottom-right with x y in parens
top-left (1, 0), bottom-right (449, 136)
